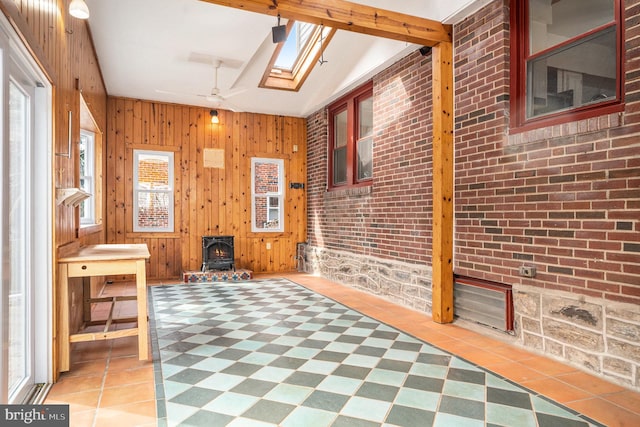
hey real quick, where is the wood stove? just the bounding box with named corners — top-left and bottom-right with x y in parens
top-left (202, 236), bottom-right (235, 271)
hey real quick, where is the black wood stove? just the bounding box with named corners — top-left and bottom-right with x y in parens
top-left (201, 236), bottom-right (235, 271)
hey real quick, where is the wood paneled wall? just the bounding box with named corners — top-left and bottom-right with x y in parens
top-left (1, 0), bottom-right (108, 246)
top-left (106, 98), bottom-right (307, 279)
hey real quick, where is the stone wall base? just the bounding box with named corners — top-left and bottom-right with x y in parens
top-left (303, 244), bottom-right (640, 392)
top-left (302, 245), bottom-right (433, 315)
top-left (514, 285), bottom-right (640, 391)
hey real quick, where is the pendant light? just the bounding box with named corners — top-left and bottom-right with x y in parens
top-left (69, 0), bottom-right (90, 20)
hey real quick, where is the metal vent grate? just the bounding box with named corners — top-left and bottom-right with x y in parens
top-left (454, 276), bottom-right (514, 332)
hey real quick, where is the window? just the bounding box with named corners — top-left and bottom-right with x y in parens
top-left (79, 130), bottom-right (95, 225)
top-left (133, 150), bottom-right (174, 232)
top-left (260, 20), bottom-right (336, 91)
top-left (510, 0), bottom-right (623, 130)
top-left (328, 82), bottom-right (373, 189)
top-left (251, 158), bottom-right (284, 232)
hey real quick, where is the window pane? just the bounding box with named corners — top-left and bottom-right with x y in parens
top-left (8, 80), bottom-right (28, 397)
top-left (333, 146), bottom-right (346, 184)
top-left (333, 109), bottom-right (348, 185)
top-left (274, 21), bottom-right (316, 70)
top-left (268, 196), bottom-right (279, 223)
top-left (359, 96), bottom-right (373, 139)
top-left (526, 27), bottom-right (616, 118)
top-left (254, 162), bottom-right (280, 195)
top-left (79, 131), bottom-right (95, 224)
top-left (137, 192), bottom-right (170, 229)
top-left (357, 137), bottom-right (372, 180)
top-left (529, 0), bottom-right (614, 54)
top-left (254, 196), bottom-right (280, 229)
top-left (79, 134), bottom-right (87, 176)
top-left (137, 153), bottom-right (170, 189)
top-left (334, 110), bottom-right (347, 148)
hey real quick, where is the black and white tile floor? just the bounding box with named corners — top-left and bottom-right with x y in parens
top-left (150, 279), bottom-right (602, 427)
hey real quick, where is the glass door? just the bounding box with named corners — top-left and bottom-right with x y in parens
top-left (7, 71), bottom-right (34, 405)
top-left (0, 13), bottom-right (53, 404)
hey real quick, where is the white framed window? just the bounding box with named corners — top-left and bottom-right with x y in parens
top-left (79, 130), bottom-right (95, 225)
top-left (133, 150), bottom-right (174, 232)
top-left (251, 158), bottom-right (284, 232)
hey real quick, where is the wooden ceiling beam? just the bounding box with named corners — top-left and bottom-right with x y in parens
top-left (199, 0), bottom-right (451, 46)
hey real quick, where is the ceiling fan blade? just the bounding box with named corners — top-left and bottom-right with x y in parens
top-left (221, 87), bottom-right (247, 99)
top-left (220, 101), bottom-right (242, 113)
top-left (155, 88), bottom-right (185, 96)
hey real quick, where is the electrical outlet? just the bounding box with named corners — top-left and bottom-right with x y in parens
top-left (519, 265), bottom-right (536, 278)
top-left (266, 242), bottom-right (271, 250)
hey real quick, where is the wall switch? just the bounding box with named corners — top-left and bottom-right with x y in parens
top-left (266, 242), bottom-right (271, 250)
top-left (519, 265), bottom-right (536, 278)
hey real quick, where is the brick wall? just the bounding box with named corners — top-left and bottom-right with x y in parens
top-left (306, 0), bottom-right (640, 389)
top-left (452, 0), bottom-right (640, 388)
top-left (454, 0), bottom-right (640, 307)
top-left (307, 51), bottom-right (433, 260)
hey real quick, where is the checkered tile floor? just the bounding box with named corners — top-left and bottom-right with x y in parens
top-left (150, 278), bottom-right (603, 427)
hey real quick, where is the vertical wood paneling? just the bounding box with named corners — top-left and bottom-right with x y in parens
top-left (106, 100), bottom-right (118, 241)
top-left (106, 97), bottom-right (307, 279)
top-left (188, 108), bottom-right (199, 269)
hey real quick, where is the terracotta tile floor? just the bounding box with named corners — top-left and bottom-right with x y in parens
top-left (46, 273), bottom-right (640, 426)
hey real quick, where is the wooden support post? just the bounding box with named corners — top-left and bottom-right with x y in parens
top-left (431, 41), bottom-right (454, 324)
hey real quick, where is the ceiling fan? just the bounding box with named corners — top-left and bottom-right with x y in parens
top-left (155, 59), bottom-right (244, 111)
top-left (199, 59), bottom-right (245, 110)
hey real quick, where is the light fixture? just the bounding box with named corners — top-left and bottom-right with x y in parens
top-left (69, 0), bottom-right (90, 19)
top-left (272, 14), bottom-right (287, 43)
top-left (210, 109), bottom-right (219, 124)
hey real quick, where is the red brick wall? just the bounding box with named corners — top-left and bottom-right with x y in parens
top-left (307, 51), bottom-right (433, 260)
top-left (307, 0), bottom-right (639, 305)
top-left (454, 0), bottom-right (640, 305)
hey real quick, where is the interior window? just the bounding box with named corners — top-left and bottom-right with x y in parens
top-left (79, 129), bottom-right (95, 225)
top-left (251, 158), bottom-right (284, 232)
top-left (133, 150), bottom-right (174, 232)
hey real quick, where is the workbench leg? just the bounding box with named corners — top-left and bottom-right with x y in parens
top-left (59, 265), bottom-right (70, 372)
top-left (136, 259), bottom-right (149, 360)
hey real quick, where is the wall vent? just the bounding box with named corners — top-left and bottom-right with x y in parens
top-left (454, 276), bottom-right (514, 332)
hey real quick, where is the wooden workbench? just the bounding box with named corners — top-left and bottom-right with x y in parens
top-left (58, 244), bottom-right (151, 372)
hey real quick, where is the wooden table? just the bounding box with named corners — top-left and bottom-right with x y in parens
top-left (58, 244), bottom-right (151, 372)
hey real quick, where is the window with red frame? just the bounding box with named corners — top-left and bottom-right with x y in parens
top-left (510, 0), bottom-right (623, 130)
top-left (328, 82), bottom-right (373, 189)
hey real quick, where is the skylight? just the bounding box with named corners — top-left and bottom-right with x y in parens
top-left (260, 20), bottom-right (336, 92)
top-left (273, 22), bottom-right (315, 71)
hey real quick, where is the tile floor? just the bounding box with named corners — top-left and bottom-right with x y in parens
top-left (45, 273), bottom-right (640, 426)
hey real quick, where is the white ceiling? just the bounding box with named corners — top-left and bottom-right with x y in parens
top-left (85, 0), bottom-right (491, 117)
